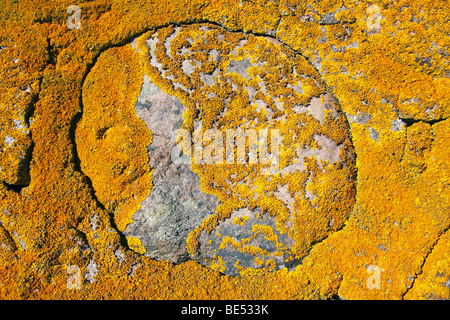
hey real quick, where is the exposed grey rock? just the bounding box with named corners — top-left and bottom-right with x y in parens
top-left (226, 57), bottom-right (253, 80)
top-left (3, 135), bottom-right (15, 146)
top-left (318, 12), bottom-right (339, 25)
top-left (346, 112), bottom-right (372, 125)
top-left (369, 127), bottom-right (380, 142)
top-left (123, 75), bottom-right (220, 264)
top-left (197, 207), bottom-right (297, 275)
top-left (114, 248), bottom-right (125, 263)
top-left (85, 259), bottom-right (98, 284)
top-left (391, 118), bottom-right (405, 132)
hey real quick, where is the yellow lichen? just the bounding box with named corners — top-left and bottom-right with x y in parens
top-left (126, 236), bottom-right (147, 255)
top-left (0, 0), bottom-right (447, 300)
top-left (232, 215), bottom-right (249, 226)
top-left (135, 24), bottom-right (356, 272)
top-left (75, 44), bottom-right (152, 232)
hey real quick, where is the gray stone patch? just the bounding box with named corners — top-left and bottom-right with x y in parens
top-left (369, 127), bottom-right (380, 142)
top-left (200, 69), bottom-right (220, 86)
top-left (114, 248), bottom-right (125, 263)
top-left (318, 12), bottom-right (339, 25)
top-left (291, 82), bottom-right (304, 95)
top-left (391, 118), bottom-right (405, 131)
top-left (274, 184), bottom-right (294, 207)
top-left (346, 112), bottom-right (372, 125)
top-left (11, 231), bottom-right (26, 249)
top-left (197, 208), bottom-right (296, 275)
top-left (308, 93), bottom-right (339, 124)
top-left (225, 57), bottom-right (253, 81)
top-left (209, 49), bottom-right (221, 62)
top-left (3, 135), bottom-right (15, 147)
top-left (85, 259), bottom-right (98, 284)
top-left (181, 59), bottom-right (201, 76)
top-left (314, 134), bottom-right (343, 164)
top-left (123, 75), bottom-right (220, 264)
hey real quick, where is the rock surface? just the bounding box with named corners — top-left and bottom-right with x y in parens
top-left (1, 0), bottom-right (447, 301)
top-left (122, 24), bottom-right (356, 275)
top-left (123, 75), bottom-right (220, 264)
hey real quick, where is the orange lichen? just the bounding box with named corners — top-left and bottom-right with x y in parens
top-left (232, 215), bottom-right (249, 226)
top-left (126, 236), bottom-right (147, 255)
top-left (75, 44), bottom-right (152, 232)
top-left (0, 0), bottom-right (447, 300)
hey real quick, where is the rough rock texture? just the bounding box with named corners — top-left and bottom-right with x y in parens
top-left (0, 31), bottom-right (43, 187)
top-left (0, 0), bottom-right (448, 301)
top-left (123, 75), bottom-right (220, 263)
top-left (123, 24), bottom-right (356, 275)
top-left (121, 26), bottom-right (354, 274)
top-left (196, 207), bottom-right (299, 275)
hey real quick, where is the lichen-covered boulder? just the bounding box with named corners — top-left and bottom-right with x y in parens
top-left (0, 0), bottom-right (449, 301)
top-left (78, 24), bottom-right (356, 275)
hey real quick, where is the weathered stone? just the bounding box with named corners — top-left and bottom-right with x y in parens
top-left (123, 24), bottom-right (356, 275)
top-left (123, 75), bottom-right (220, 264)
top-left (197, 207), bottom-right (299, 275)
